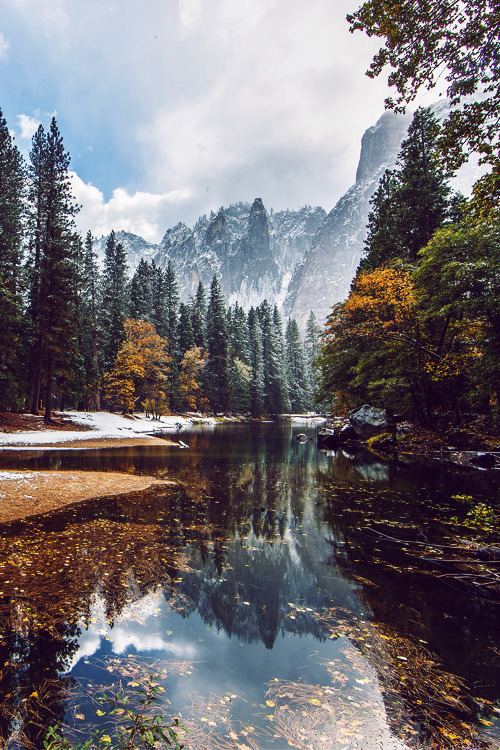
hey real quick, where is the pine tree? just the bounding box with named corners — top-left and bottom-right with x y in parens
top-left (205, 275), bottom-right (229, 412)
top-left (358, 170), bottom-right (402, 273)
top-left (191, 281), bottom-right (207, 350)
top-left (258, 301), bottom-right (290, 414)
top-left (80, 231), bottom-right (100, 409)
top-left (227, 357), bottom-right (251, 414)
top-left (99, 230), bottom-right (129, 373)
top-left (360, 107), bottom-right (453, 271)
top-left (396, 107), bottom-right (452, 261)
top-left (27, 118), bottom-right (79, 421)
top-left (164, 261), bottom-right (179, 359)
top-left (305, 310), bottom-right (320, 406)
top-left (150, 262), bottom-right (166, 338)
top-left (285, 318), bottom-right (310, 413)
top-left (227, 303), bottom-right (252, 412)
top-left (0, 109), bottom-right (25, 408)
top-left (178, 302), bottom-right (194, 357)
top-left (163, 261), bottom-right (180, 408)
top-left (0, 276), bottom-right (23, 409)
top-left (248, 307), bottom-right (265, 417)
top-left (130, 259), bottom-right (153, 322)
top-left (229, 302), bottom-right (251, 365)
top-left (271, 306), bottom-right (291, 413)
top-left (0, 108), bottom-right (25, 294)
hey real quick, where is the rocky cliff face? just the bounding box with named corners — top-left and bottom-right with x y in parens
top-left (283, 111), bottom-right (412, 329)
top-left (93, 230), bottom-right (158, 271)
top-left (94, 105), bottom-right (478, 330)
top-left (152, 200), bottom-right (326, 310)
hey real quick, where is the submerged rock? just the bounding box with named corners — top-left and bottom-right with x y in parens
top-left (469, 452), bottom-right (497, 469)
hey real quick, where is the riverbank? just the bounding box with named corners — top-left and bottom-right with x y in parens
top-left (0, 470), bottom-right (175, 524)
top-left (0, 410), bottom-right (214, 448)
top-left (0, 410), bottom-right (195, 523)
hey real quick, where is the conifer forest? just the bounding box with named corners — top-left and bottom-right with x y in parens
top-left (0, 111), bottom-right (320, 421)
top-left (2, 99), bottom-right (500, 427)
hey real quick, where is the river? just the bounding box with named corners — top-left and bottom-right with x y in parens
top-left (0, 421), bottom-right (498, 749)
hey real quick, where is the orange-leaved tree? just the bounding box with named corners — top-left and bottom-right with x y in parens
top-left (318, 267), bottom-right (471, 422)
top-left (103, 319), bottom-right (171, 414)
top-left (179, 346), bottom-right (208, 411)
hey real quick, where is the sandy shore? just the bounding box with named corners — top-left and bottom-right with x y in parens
top-left (0, 470), bottom-right (175, 524)
top-left (24, 436), bottom-right (177, 449)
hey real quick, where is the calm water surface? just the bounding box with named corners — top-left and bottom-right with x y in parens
top-left (0, 422), bottom-right (498, 749)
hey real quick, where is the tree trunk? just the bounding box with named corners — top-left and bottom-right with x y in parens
top-left (44, 356), bottom-right (53, 423)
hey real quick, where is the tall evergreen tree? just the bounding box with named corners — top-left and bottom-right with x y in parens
top-left (99, 230), bottom-right (129, 373)
top-left (191, 281), bottom-right (207, 350)
top-left (130, 259), bottom-right (153, 322)
top-left (360, 107), bottom-right (453, 271)
top-left (80, 231), bottom-right (100, 409)
top-left (227, 303), bottom-right (252, 413)
top-left (396, 107), bottom-right (452, 261)
top-left (0, 277), bottom-right (23, 409)
top-left (271, 306), bottom-right (291, 413)
top-left (258, 301), bottom-right (290, 414)
top-left (229, 302), bottom-right (251, 365)
top-left (177, 302), bottom-right (194, 357)
top-left (164, 260), bottom-right (179, 359)
top-left (0, 109), bottom-right (25, 408)
top-left (162, 261), bottom-right (180, 407)
top-left (305, 310), bottom-right (320, 405)
top-left (150, 261), bottom-right (166, 338)
top-left (0, 108), bottom-right (25, 294)
top-left (285, 318), bottom-right (310, 413)
top-left (27, 118), bottom-right (79, 421)
top-left (205, 275), bottom-right (229, 412)
top-left (248, 307), bottom-right (265, 417)
top-left (358, 170), bottom-right (402, 272)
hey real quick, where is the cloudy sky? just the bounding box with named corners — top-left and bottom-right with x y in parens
top-left (1, 0), bottom-right (405, 243)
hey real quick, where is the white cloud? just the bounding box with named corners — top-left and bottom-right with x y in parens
top-left (8, 0), bottom-right (68, 34)
top-left (0, 32), bottom-right (9, 61)
top-left (140, 0), bottom-right (388, 215)
top-left (70, 172), bottom-right (192, 243)
top-left (17, 113), bottom-right (41, 140)
top-left (178, 0), bottom-right (202, 30)
top-left (3, 0), bottom-right (395, 232)
top-left (69, 591), bottom-right (198, 668)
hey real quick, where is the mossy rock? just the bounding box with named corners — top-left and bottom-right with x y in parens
top-left (366, 432), bottom-right (397, 450)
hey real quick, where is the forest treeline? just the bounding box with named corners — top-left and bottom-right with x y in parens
top-left (0, 109), bottom-right (319, 421)
top-left (317, 107), bottom-right (500, 426)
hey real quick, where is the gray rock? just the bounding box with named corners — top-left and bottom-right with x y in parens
top-left (350, 404), bottom-right (394, 439)
top-left (338, 423), bottom-right (358, 442)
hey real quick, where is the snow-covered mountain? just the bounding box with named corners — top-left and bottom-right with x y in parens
top-left (153, 201), bottom-right (327, 310)
top-left (93, 104), bottom-right (481, 329)
top-left (93, 231), bottom-right (158, 271)
top-left (283, 110), bottom-right (412, 328)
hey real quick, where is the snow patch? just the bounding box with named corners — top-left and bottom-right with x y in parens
top-left (0, 411), bottom-right (216, 448)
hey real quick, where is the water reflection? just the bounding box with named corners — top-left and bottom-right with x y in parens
top-left (0, 423), bottom-right (498, 748)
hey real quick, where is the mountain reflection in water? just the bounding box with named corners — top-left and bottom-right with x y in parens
top-left (0, 422), bottom-right (498, 749)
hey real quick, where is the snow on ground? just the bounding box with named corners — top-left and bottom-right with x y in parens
top-left (0, 471), bottom-right (43, 480)
top-left (0, 411), bottom-right (216, 448)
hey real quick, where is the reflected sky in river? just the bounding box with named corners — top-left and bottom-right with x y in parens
top-left (0, 422), bottom-right (498, 749)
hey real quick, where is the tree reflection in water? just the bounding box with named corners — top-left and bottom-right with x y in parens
top-left (0, 423), bottom-right (497, 749)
